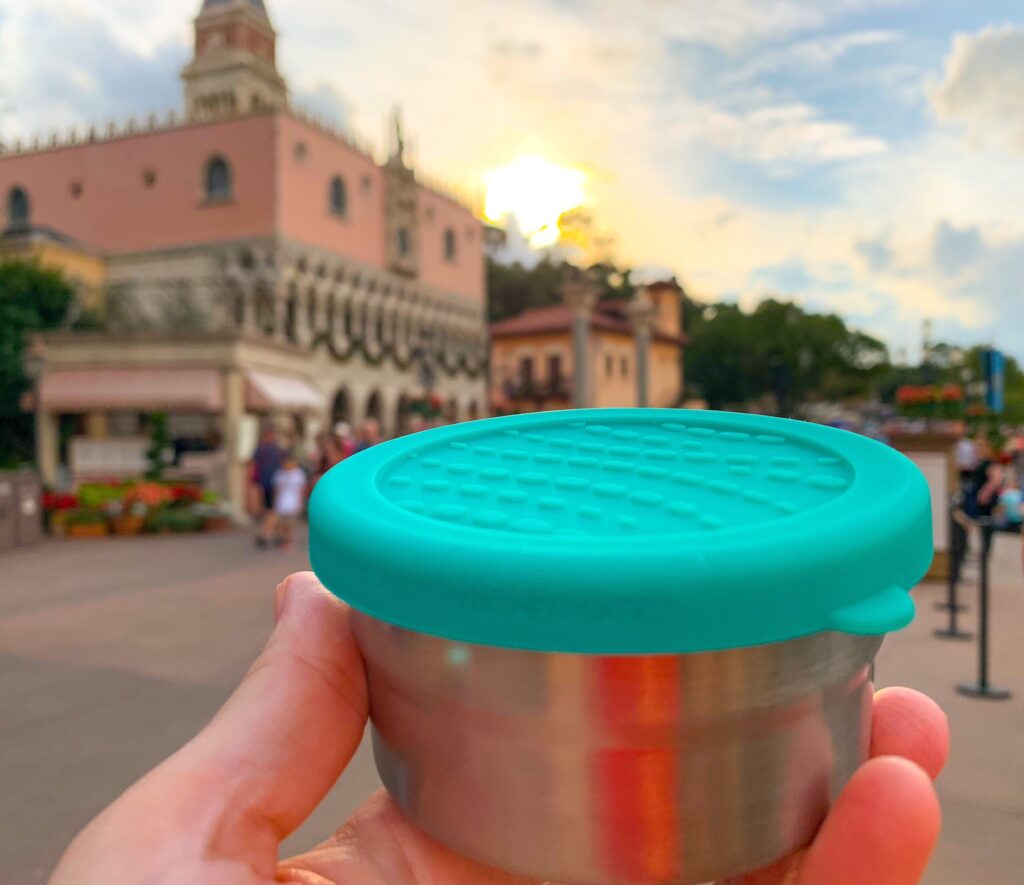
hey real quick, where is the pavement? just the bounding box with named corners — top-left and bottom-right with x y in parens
top-left (1, 528), bottom-right (1023, 884)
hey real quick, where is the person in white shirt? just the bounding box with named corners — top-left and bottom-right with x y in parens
top-left (955, 433), bottom-right (978, 482)
top-left (267, 452), bottom-right (307, 552)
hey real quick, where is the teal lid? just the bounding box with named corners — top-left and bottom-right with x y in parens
top-left (309, 409), bottom-right (932, 654)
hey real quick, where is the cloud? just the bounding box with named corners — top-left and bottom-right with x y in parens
top-left (294, 82), bottom-right (352, 131)
top-left (931, 24), bottom-right (1024, 151)
top-left (727, 29), bottom-right (900, 81)
top-left (930, 221), bottom-right (985, 277)
top-left (0, 3), bottom-right (185, 140)
top-left (855, 235), bottom-right (893, 273)
top-left (683, 102), bottom-right (888, 166)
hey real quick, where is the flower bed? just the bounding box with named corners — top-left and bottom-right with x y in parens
top-left (43, 481), bottom-right (232, 539)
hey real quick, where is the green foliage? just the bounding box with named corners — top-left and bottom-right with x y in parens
top-left (0, 259), bottom-right (76, 466)
top-left (63, 508), bottom-right (109, 527)
top-left (684, 298), bottom-right (889, 415)
top-left (144, 504), bottom-right (203, 534)
top-left (486, 257), bottom-right (637, 323)
top-left (143, 412), bottom-right (171, 481)
top-left (880, 344), bottom-right (1024, 426)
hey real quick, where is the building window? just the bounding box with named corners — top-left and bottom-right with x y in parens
top-left (6, 186), bottom-right (30, 229)
top-left (605, 353), bottom-right (614, 378)
top-left (143, 169), bottom-right (157, 188)
top-left (361, 174), bottom-right (373, 193)
top-left (204, 155), bottom-right (232, 201)
top-left (70, 181), bottom-right (83, 199)
top-left (329, 175), bottom-right (347, 217)
top-left (548, 354), bottom-right (562, 386)
top-left (295, 142), bottom-right (308, 163)
top-left (621, 355), bottom-right (629, 378)
top-left (444, 227), bottom-right (457, 262)
top-left (397, 226), bottom-right (411, 257)
top-left (519, 356), bottom-right (534, 386)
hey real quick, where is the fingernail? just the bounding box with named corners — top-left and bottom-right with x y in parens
top-left (274, 578), bottom-right (290, 623)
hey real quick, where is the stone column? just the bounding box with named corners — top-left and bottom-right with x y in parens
top-left (561, 277), bottom-right (599, 409)
top-left (221, 368), bottom-right (248, 522)
top-left (628, 287), bottom-right (656, 408)
top-left (35, 410), bottom-right (59, 487)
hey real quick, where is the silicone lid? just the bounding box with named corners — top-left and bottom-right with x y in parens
top-left (309, 409), bottom-right (932, 653)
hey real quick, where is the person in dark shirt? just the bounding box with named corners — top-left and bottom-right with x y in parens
top-left (251, 427), bottom-right (284, 547)
top-left (968, 437), bottom-right (1004, 520)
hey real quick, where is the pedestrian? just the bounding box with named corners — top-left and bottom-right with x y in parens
top-left (354, 418), bottom-right (381, 454)
top-left (251, 426), bottom-right (284, 546)
top-left (954, 431), bottom-right (978, 486)
top-left (966, 436), bottom-right (1004, 522)
top-left (265, 451), bottom-right (306, 553)
top-left (334, 421), bottom-right (356, 459)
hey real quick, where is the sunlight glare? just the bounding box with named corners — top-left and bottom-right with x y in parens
top-left (483, 156), bottom-right (587, 249)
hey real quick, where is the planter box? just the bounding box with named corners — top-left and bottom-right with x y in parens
top-left (67, 522), bottom-right (109, 539)
top-left (203, 516), bottom-right (232, 533)
top-left (112, 515), bottom-right (146, 536)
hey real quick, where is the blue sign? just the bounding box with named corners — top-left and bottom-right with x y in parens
top-left (983, 349), bottom-right (1005, 414)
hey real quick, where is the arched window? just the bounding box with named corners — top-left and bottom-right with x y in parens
top-left (6, 187), bottom-right (30, 229)
top-left (205, 156), bottom-right (232, 201)
top-left (444, 227), bottom-right (457, 262)
top-left (329, 175), bottom-right (347, 217)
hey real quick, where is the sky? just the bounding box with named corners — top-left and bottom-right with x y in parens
top-left (1, 0), bottom-right (1023, 362)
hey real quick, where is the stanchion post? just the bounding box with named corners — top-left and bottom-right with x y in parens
top-left (934, 501), bottom-right (972, 640)
top-left (957, 520), bottom-right (1012, 700)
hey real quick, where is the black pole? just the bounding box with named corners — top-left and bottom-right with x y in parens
top-left (957, 520), bottom-right (1012, 700)
top-left (934, 502), bottom-right (972, 640)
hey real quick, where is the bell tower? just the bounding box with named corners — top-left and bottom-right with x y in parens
top-left (181, 0), bottom-right (288, 120)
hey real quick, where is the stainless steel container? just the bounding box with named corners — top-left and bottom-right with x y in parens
top-left (310, 409), bottom-right (932, 883)
top-left (354, 611), bottom-right (882, 885)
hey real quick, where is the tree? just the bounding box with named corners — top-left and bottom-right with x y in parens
top-left (486, 257), bottom-right (637, 323)
top-left (0, 259), bottom-right (76, 466)
top-left (684, 297), bottom-right (889, 415)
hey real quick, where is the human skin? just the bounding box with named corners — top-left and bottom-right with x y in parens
top-left (51, 572), bottom-right (949, 885)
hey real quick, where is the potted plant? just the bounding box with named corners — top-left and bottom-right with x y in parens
top-left (65, 508), bottom-right (110, 539)
top-left (43, 490), bottom-right (79, 537)
top-left (110, 499), bottom-right (147, 536)
top-left (196, 492), bottom-right (233, 532)
top-left (145, 502), bottom-right (204, 534)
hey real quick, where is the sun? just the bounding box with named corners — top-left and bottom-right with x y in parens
top-left (483, 156), bottom-right (587, 249)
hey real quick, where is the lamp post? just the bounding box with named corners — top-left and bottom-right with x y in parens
top-left (561, 276), bottom-right (599, 409)
top-left (627, 287), bottom-right (656, 408)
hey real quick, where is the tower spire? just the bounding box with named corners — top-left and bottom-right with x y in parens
top-left (182, 0), bottom-right (287, 120)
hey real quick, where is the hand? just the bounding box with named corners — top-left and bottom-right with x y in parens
top-left (52, 573), bottom-right (949, 885)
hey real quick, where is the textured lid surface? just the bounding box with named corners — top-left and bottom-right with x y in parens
top-left (309, 409), bottom-right (932, 653)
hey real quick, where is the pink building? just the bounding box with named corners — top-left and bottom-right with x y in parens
top-left (1, 0), bottom-right (488, 514)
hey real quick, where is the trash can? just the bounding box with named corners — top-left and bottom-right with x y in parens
top-left (0, 474), bottom-right (15, 552)
top-left (14, 471), bottom-right (43, 547)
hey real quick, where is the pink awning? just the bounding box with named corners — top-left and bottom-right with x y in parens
top-left (38, 368), bottom-right (223, 412)
top-left (245, 370), bottom-right (325, 412)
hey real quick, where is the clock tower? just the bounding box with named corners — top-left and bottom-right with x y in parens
top-left (181, 0), bottom-right (288, 120)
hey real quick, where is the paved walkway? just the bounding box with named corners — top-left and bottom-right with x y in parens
top-left (1, 529), bottom-right (1022, 883)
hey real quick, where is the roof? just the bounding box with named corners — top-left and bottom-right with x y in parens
top-left (490, 301), bottom-right (688, 345)
top-left (0, 224), bottom-right (101, 256)
top-left (200, 0), bottom-right (269, 18)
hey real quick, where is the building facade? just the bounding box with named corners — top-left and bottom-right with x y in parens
top-left (491, 282), bottom-right (687, 413)
top-left (0, 0), bottom-right (488, 514)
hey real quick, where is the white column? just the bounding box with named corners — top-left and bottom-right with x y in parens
top-left (628, 287), bottom-right (656, 408)
top-left (561, 278), bottom-right (599, 409)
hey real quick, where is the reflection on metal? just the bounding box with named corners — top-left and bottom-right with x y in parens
top-left (353, 611), bottom-right (882, 884)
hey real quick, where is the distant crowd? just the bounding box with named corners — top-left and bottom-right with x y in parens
top-left (247, 414), bottom-right (455, 550)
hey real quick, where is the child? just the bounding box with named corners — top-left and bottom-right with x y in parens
top-left (269, 452), bottom-right (307, 552)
